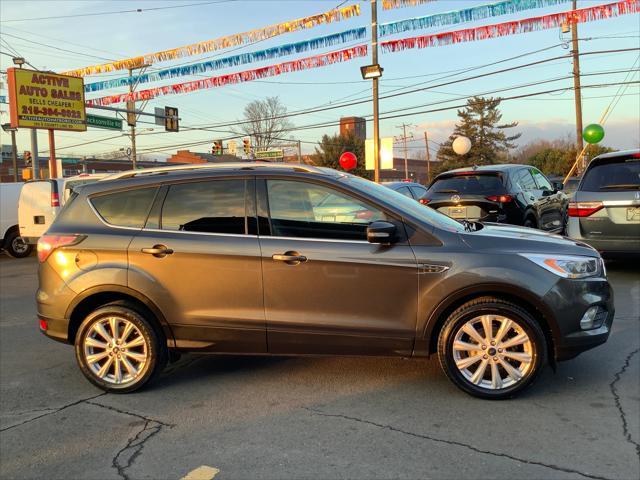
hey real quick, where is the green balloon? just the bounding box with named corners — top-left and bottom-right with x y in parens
top-left (583, 123), bottom-right (605, 144)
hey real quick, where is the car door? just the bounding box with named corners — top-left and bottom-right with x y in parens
top-left (530, 168), bottom-right (564, 231)
top-left (128, 177), bottom-right (266, 353)
top-left (258, 177), bottom-right (418, 356)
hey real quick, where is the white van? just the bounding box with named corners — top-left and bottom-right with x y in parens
top-left (1, 182), bottom-right (33, 258)
top-left (18, 174), bottom-right (106, 244)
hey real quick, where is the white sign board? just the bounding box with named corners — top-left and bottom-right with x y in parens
top-left (365, 137), bottom-right (394, 170)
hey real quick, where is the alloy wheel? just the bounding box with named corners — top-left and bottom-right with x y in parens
top-left (83, 316), bottom-right (149, 385)
top-left (452, 314), bottom-right (534, 390)
top-left (11, 236), bottom-right (29, 255)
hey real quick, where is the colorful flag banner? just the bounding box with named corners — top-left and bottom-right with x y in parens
top-left (64, 4), bottom-right (361, 77)
top-left (86, 45), bottom-right (368, 106)
top-left (381, 0), bottom-right (639, 52)
top-left (85, 27), bottom-right (367, 93)
top-left (382, 0), bottom-right (436, 10)
top-left (379, 0), bottom-right (571, 36)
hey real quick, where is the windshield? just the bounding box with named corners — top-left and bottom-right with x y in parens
top-left (581, 158), bottom-right (640, 191)
top-left (340, 174), bottom-right (465, 233)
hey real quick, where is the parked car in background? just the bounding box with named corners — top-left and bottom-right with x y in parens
top-left (19, 173), bottom-right (106, 244)
top-left (566, 150), bottom-right (640, 257)
top-left (36, 163), bottom-right (613, 399)
top-left (549, 176), bottom-right (581, 199)
top-left (383, 181), bottom-right (430, 204)
top-left (423, 165), bottom-right (568, 232)
top-left (1, 182), bottom-right (33, 258)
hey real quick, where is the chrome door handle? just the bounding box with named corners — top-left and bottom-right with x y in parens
top-left (141, 245), bottom-right (174, 257)
top-left (272, 252), bottom-right (307, 264)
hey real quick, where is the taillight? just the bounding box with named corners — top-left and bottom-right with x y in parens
top-left (568, 201), bottom-right (604, 217)
top-left (37, 234), bottom-right (83, 263)
top-left (51, 192), bottom-right (60, 207)
top-left (419, 198), bottom-right (430, 205)
top-left (486, 195), bottom-right (513, 203)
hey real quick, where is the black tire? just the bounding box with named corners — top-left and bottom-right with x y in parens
top-left (74, 304), bottom-right (168, 393)
top-left (4, 229), bottom-right (33, 258)
top-left (523, 216), bottom-right (538, 229)
top-left (437, 296), bottom-right (547, 400)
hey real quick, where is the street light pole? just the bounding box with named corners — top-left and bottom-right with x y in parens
top-left (371, 0), bottom-right (380, 183)
top-left (1, 124), bottom-right (19, 182)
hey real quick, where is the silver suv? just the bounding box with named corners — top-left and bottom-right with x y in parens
top-left (566, 150), bottom-right (640, 257)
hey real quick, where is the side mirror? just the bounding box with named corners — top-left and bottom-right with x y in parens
top-left (552, 181), bottom-right (564, 191)
top-left (367, 221), bottom-right (397, 245)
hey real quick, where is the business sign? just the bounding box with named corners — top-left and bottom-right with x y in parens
top-left (7, 68), bottom-right (86, 131)
top-left (86, 114), bottom-right (122, 131)
top-left (255, 149), bottom-right (284, 160)
top-left (365, 137), bottom-right (394, 170)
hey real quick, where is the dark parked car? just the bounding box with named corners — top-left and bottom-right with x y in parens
top-left (424, 165), bottom-right (568, 232)
top-left (37, 163), bottom-right (612, 399)
top-left (566, 150), bottom-right (640, 257)
top-left (383, 181), bottom-right (429, 204)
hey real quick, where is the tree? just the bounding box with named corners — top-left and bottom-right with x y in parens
top-left (312, 132), bottom-right (370, 179)
top-left (237, 96), bottom-right (294, 150)
top-left (435, 96), bottom-right (521, 173)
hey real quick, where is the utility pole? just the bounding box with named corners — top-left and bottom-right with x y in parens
top-left (10, 129), bottom-right (18, 182)
top-left (396, 123), bottom-right (412, 180)
top-left (371, 0), bottom-right (380, 183)
top-left (128, 68), bottom-right (137, 169)
top-left (424, 130), bottom-right (431, 184)
top-left (30, 129), bottom-right (39, 180)
top-left (297, 140), bottom-right (302, 164)
top-left (571, 0), bottom-right (584, 168)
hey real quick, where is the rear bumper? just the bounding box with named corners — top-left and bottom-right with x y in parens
top-left (39, 315), bottom-right (71, 344)
top-left (566, 218), bottom-right (640, 255)
top-left (542, 276), bottom-right (614, 361)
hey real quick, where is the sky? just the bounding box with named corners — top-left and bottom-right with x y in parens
top-left (0, 0), bottom-right (639, 161)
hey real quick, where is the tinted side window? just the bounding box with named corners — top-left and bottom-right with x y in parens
top-left (516, 170), bottom-right (537, 191)
top-left (396, 186), bottom-right (414, 198)
top-left (531, 169), bottom-right (552, 190)
top-left (267, 180), bottom-right (386, 240)
top-left (91, 187), bottom-right (157, 228)
top-left (161, 180), bottom-right (246, 234)
top-left (409, 185), bottom-right (427, 199)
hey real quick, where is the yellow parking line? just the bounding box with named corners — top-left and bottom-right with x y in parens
top-left (180, 465), bottom-right (220, 480)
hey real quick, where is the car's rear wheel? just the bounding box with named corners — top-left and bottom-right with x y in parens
top-left (75, 304), bottom-right (167, 393)
top-left (4, 229), bottom-right (33, 258)
top-left (438, 297), bottom-right (546, 399)
top-left (523, 217), bottom-right (537, 229)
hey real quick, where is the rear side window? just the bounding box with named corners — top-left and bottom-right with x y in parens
top-left (161, 180), bottom-right (246, 234)
top-left (409, 185), bottom-right (427, 199)
top-left (429, 174), bottom-right (506, 195)
top-left (580, 158), bottom-right (640, 191)
top-left (396, 186), bottom-right (413, 198)
top-left (91, 187), bottom-right (157, 228)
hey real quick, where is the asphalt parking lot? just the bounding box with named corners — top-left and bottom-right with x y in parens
top-left (0, 255), bottom-right (638, 480)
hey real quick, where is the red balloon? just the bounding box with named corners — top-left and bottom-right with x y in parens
top-left (339, 152), bottom-right (357, 171)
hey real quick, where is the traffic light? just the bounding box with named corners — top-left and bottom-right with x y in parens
top-left (212, 140), bottom-right (223, 155)
top-left (164, 106), bottom-right (179, 132)
top-left (23, 151), bottom-right (32, 166)
top-left (243, 138), bottom-right (251, 155)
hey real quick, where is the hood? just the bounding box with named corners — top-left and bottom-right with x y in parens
top-left (460, 222), bottom-right (599, 257)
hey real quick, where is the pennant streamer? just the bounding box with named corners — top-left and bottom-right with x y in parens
top-left (85, 28), bottom-right (367, 93)
top-left (381, 0), bottom-right (639, 52)
top-left (86, 45), bottom-right (368, 106)
top-left (382, 0), bottom-right (436, 10)
top-left (64, 4), bottom-right (361, 77)
top-left (379, 0), bottom-right (571, 36)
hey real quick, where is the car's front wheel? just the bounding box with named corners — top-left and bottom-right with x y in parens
top-left (4, 229), bottom-right (33, 258)
top-left (75, 304), bottom-right (167, 393)
top-left (438, 297), bottom-right (546, 399)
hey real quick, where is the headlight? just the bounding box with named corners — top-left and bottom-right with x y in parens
top-left (519, 253), bottom-right (602, 279)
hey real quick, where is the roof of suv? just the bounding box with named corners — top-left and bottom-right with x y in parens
top-left (79, 162), bottom-right (339, 195)
top-left (588, 149), bottom-right (640, 165)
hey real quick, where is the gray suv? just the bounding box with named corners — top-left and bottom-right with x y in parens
top-left (37, 163), bottom-right (614, 399)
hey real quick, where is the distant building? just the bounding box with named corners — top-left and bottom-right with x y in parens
top-left (340, 117), bottom-right (366, 140)
top-left (378, 157), bottom-right (440, 185)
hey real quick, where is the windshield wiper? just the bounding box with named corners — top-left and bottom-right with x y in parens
top-left (436, 189), bottom-right (459, 193)
top-left (599, 184), bottom-right (640, 190)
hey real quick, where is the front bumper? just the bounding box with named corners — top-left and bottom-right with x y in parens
top-left (542, 275), bottom-right (614, 361)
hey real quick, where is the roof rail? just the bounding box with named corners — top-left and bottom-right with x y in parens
top-left (100, 162), bottom-right (323, 181)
